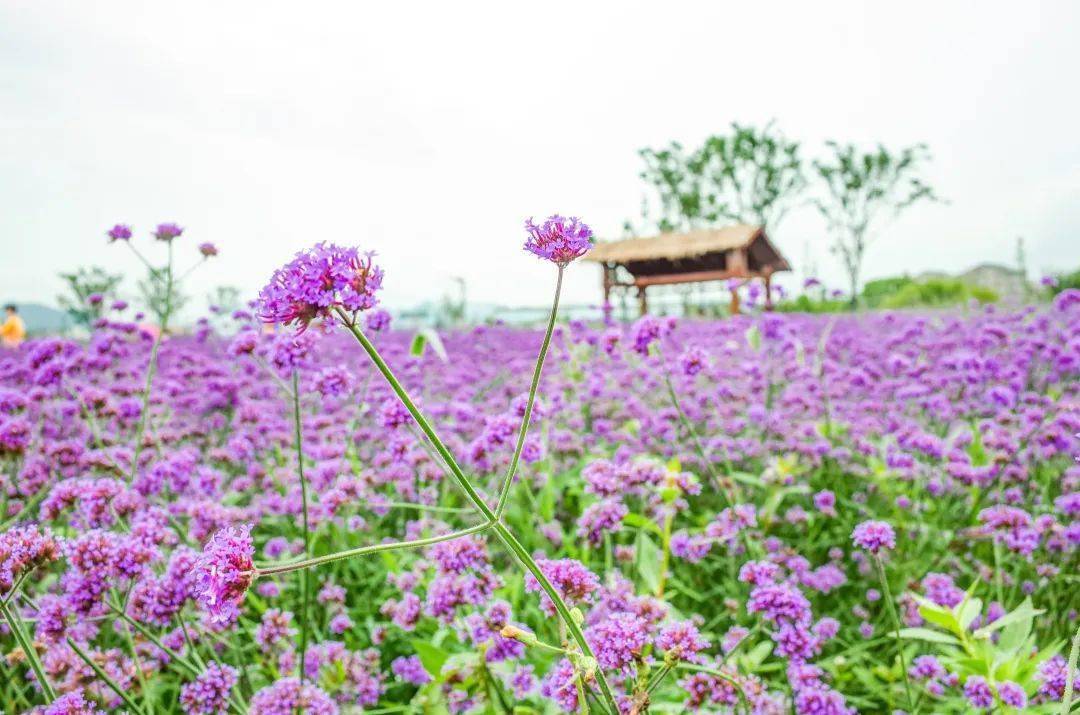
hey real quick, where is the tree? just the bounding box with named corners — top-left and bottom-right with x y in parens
top-left (138, 268), bottom-right (189, 326)
top-left (57, 267), bottom-right (123, 330)
top-left (812, 142), bottom-right (939, 305)
top-left (635, 122), bottom-right (807, 233)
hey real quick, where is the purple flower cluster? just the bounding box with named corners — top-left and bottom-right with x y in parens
top-left (194, 524), bottom-right (256, 623)
top-left (258, 243), bottom-right (384, 331)
top-left (179, 661), bottom-right (238, 715)
top-left (0, 525), bottom-right (60, 595)
top-left (523, 215), bottom-right (593, 265)
top-left (850, 520), bottom-right (896, 554)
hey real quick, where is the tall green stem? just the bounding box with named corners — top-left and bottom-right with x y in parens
top-left (875, 556), bottom-right (915, 714)
top-left (1061, 620), bottom-right (1080, 715)
top-left (492, 523), bottom-right (618, 712)
top-left (335, 308), bottom-right (620, 715)
top-left (658, 355), bottom-right (738, 505)
top-left (291, 371), bottom-right (312, 687)
top-left (256, 523), bottom-right (492, 576)
top-left (129, 242), bottom-right (175, 483)
top-left (495, 266), bottom-right (562, 518)
top-left (67, 637), bottom-right (146, 715)
top-left (335, 310), bottom-right (495, 522)
top-left (0, 601), bottom-right (55, 702)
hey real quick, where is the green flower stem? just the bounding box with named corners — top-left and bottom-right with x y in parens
top-left (575, 672), bottom-right (589, 715)
top-left (67, 637), bottom-right (146, 715)
top-left (108, 604), bottom-right (198, 676)
top-left (128, 334), bottom-right (163, 481)
top-left (108, 605), bottom-right (249, 714)
top-left (256, 523), bottom-right (493, 576)
top-left (645, 662), bottom-right (673, 695)
top-left (1, 573), bottom-right (28, 607)
top-left (0, 488), bottom-right (49, 532)
top-left (495, 266), bottom-right (563, 518)
top-left (655, 509), bottom-right (674, 599)
top-left (112, 589), bottom-right (153, 714)
top-left (337, 308), bottom-right (620, 715)
top-left (0, 601), bottom-right (55, 702)
top-left (129, 243), bottom-right (174, 483)
top-left (336, 310), bottom-right (497, 522)
top-left (291, 371), bottom-right (312, 688)
top-left (383, 501), bottom-right (471, 514)
top-left (874, 556), bottom-right (916, 714)
top-left (492, 523), bottom-right (619, 714)
top-left (1062, 620), bottom-right (1080, 715)
top-left (674, 662), bottom-right (748, 702)
top-left (658, 353), bottom-right (739, 506)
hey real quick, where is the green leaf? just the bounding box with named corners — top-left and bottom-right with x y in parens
top-left (409, 328), bottom-right (448, 362)
top-left (973, 598), bottom-right (1043, 639)
top-left (917, 601), bottom-right (960, 633)
top-left (410, 639), bottom-right (450, 680)
top-left (624, 512), bottom-right (663, 537)
top-left (957, 597), bottom-right (983, 632)
top-left (745, 324), bottom-right (762, 350)
top-left (409, 332), bottom-right (427, 357)
top-left (635, 532), bottom-right (663, 593)
top-left (895, 628), bottom-right (962, 646)
top-left (998, 615), bottom-right (1034, 657)
top-left (1059, 620), bottom-right (1080, 714)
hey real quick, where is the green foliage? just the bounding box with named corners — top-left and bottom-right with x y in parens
top-left (774, 294), bottom-right (849, 313)
top-left (1049, 267), bottom-right (1080, 295)
top-left (879, 277), bottom-right (997, 309)
top-left (57, 266), bottom-right (123, 330)
top-left (899, 593), bottom-right (1060, 712)
top-left (635, 122), bottom-right (806, 233)
top-left (861, 276), bottom-right (916, 308)
top-left (812, 142), bottom-right (940, 302)
top-left (207, 285), bottom-right (242, 315)
top-left (138, 268), bottom-right (188, 327)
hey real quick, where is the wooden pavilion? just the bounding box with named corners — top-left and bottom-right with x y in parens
top-left (583, 224), bottom-right (791, 315)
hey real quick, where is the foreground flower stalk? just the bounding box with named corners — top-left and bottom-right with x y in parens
top-left (658, 354), bottom-right (739, 506)
top-left (291, 370), bottom-right (313, 689)
top-left (335, 310), bottom-right (621, 714)
top-left (128, 240), bottom-right (173, 483)
top-left (495, 264), bottom-right (564, 518)
top-left (256, 523), bottom-right (492, 576)
top-left (68, 636), bottom-right (146, 714)
top-left (875, 556), bottom-right (916, 714)
top-left (1, 601), bottom-right (56, 702)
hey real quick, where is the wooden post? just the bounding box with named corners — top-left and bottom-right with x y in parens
top-left (729, 285), bottom-right (740, 315)
top-left (637, 286), bottom-right (648, 315)
top-left (601, 264), bottom-right (612, 306)
top-left (764, 269), bottom-right (774, 311)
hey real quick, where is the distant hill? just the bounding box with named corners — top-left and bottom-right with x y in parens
top-left (9, 303), bottom-right (71, 336)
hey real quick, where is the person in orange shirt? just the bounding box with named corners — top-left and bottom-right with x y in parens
top-left (1, 304), bottom-right (26, 348)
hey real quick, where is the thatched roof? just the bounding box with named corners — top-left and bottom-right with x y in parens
top-left (583, 224), bottom-right (764, 264)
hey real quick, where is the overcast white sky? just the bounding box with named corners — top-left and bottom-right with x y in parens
top-left (2, 1), bottom-right (1078, 317)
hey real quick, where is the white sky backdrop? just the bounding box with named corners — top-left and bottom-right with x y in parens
top-left (1, 1), bottom-right (1078, 317)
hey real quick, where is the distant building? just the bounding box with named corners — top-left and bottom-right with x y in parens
top-left (958, 263), bottom-right (1031, 303)
top-left (583, 224), bottom-right (791, 315)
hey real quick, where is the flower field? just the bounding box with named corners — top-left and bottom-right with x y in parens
top-left (1, 223), bottom-right (1079, 714)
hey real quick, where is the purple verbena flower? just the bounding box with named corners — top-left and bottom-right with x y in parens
top-left (258, 243), bottom-right (384, 331)
top-left (106, 224), bottom-right (132, 242)
top-left (851, 520), bottom-right (896, 554)
top-left (523, 215), bottom-right (593, 265)
top-left (179, 661), bottom-right (238, 715)
top-left (194, 524), bottom-right (255, 624)
top-left (154, 222), bottom-right (184, 241)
